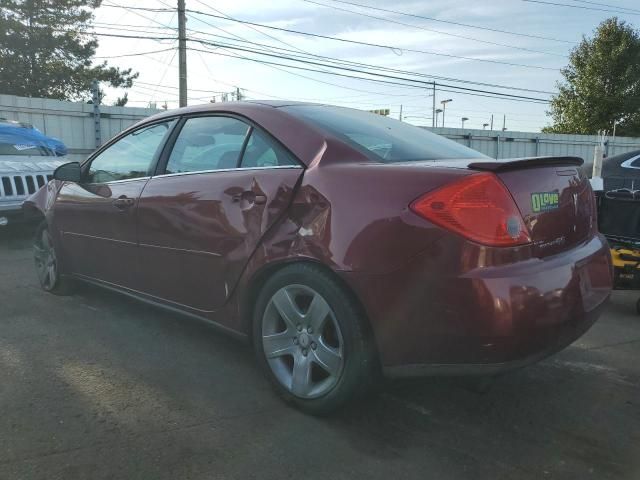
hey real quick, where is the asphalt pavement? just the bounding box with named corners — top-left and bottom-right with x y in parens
top-left (1, 225), bottom-right (639, 480)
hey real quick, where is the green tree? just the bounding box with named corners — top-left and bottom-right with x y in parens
top-left (113, 92), bottom-right (128, 106)
top-left (0, 0), bottom-right (138, 101)
top-left (544, 18), bottom-right (640, 136)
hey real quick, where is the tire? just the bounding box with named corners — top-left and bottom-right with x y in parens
top-left (33, 221), bottom-right (74, 295)
top-left (253, 263), bottom-right (376, 415)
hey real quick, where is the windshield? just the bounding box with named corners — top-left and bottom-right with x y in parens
top-left (282, 105), bottom-right (486, 163)
top-left (0, 141), bottom-right (51, 156)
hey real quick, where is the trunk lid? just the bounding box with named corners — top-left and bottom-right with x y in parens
top-left (469, 157), bottom-right (595, 256)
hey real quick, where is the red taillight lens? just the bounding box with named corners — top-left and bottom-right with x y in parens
top-left (410, 172), bottom-right (531, 247)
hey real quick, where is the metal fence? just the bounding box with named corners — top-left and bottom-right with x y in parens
top-left (423, 127), bottom-right (640, 167)
top-left (2, 94), bottom-right (640, 166)
top-left (0, 94), bottom-right (160, 162)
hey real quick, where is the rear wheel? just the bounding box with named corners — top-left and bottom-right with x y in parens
top-left (33, 222), bottom-right (74, 295)
top-left (253, 263), bottom-right (376, 415)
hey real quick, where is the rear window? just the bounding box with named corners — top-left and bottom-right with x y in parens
top-left (282, 105), bottom-right (485, 163)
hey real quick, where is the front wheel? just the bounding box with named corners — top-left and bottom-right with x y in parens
top-left (33, 222), bottom-right (74, 295)
top-left (253, 263), bottom-right (376, 415)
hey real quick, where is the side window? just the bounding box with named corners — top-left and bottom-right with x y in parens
top-left (165, 116), bottom-right (250, 174)
top-left (87, 120), bottom-right (175, 183)
top-left (240, 129), bottom-right (298, 168)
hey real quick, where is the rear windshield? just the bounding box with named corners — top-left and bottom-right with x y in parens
top-left (282, 105), bottom-right (485, 163)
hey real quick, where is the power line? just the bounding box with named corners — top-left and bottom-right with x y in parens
top-left (567, 0), bottom-right (640, 14)
top-left (93, 46), bottom-right (177, 59)
top-left (188, 46), bottom-right (550, 103)
top-left (100, 2), bottom-right (435, 99)
top-left (183, 9), bottom-right (561, 71)
top-left (99, 3), bottom-right (561, 71)
top-left (312, 0), bottom-right (575, 44)
top-left (302, 0), bottom-right (568, 58)
top-left (190, 34), bottom-right (555, 94)
top-left (90, 3), bottom-right (552, 105)
top-left (190, 0), bottom-right (313, 56)
top-left (53, 24), bottom-right (554, 102)
top-left (52, 28), bottom-right (553, 102)
top-left (522, 0), bottom-right (640, 15)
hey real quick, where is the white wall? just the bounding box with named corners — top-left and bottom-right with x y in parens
top-left (2, 94), bottom-right (639, 166)
top-left (0, 94), bottom-right (160, 162)
top-left (423, 127), bottom-right (640, 166)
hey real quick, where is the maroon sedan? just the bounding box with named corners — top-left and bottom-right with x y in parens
top-left (24, 102), bottom-right (612, 414)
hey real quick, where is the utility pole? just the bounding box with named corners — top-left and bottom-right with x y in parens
top-left (399, 104), bottom-right (403, 122)
top-left (490, 114), bottom-right (494, 130)
top-left (91, 80), bottom-right (101, 148)
top-left (431, 82), bottom-right (436, 127)
top-left (178, 0), bottom-right (187, 107)
top-left (502, 114), bottom-right (507, 131)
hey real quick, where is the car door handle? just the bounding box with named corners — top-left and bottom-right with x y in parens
top-left (231, 191), bottom-right (267, 205)
top-left (113, 196), bottom-right (135, 209)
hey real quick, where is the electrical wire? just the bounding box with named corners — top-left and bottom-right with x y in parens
top-left (183, 8), bottom-right (561, 71)
top-left (99, 3), bottom-right (561, 71)
top-left (188, 46), bottom-right (551, 103)
top-left (522, 0), bottom-right (640, 15)
top-left (311, 0), bottom-right (575, 43)
top-left (302, 0), bottom-right (568, 58)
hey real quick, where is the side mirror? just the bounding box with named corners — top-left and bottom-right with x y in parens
top-left (53, 162), bottom-right (82, 183)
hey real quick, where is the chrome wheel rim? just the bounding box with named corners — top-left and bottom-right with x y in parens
top-left (262, 285), bottom-right (345, 399)
top-left (34, 230), bottom-right (58, 291)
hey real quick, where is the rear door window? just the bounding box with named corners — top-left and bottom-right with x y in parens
top-left (240, 129), bottom-right (299, 168)
top-left (165, 116), bottom-right (250, 174)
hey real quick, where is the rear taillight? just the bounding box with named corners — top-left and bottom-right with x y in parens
top-left (410, 172), bottom-right (531, 247)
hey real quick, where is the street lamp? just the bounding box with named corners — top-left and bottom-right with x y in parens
top-left (435, 108), bottom-right (443, 127)
top-left (440, 99), bottom-right (452, 127)
top-left (461, 117), bottom-right (469, 129)
top-left (483, 123), bottom-right (489, 130)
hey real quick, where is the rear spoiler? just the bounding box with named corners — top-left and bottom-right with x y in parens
top-left (468, 156), bottom-right (583, 172)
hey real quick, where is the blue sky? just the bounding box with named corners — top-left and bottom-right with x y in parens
top-left (94, 0), bottom-right (640, 132)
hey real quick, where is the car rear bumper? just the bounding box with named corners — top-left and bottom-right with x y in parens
top-left (382, 298), bottom-right (604, 378)
top-left (341, 233), bottom-right (613, 372)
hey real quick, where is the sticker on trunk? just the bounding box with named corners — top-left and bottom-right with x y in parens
top-left (531, 191), bottom-right (559, 212)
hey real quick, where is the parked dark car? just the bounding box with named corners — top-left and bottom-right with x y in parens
top-left (602, 149), bottom-right (640, 191)
top-left (24, 102), bottom-right (613, 414)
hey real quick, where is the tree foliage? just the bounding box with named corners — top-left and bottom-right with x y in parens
top-left (113, 92), bottom-right (128, 106)
top-left (544, 18), bottom-right (640, 136)
top-left (0, 0), bottom-right (138, 101)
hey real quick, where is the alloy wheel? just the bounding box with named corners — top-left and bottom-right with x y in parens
top-left (261, 284), bottom-right (345, 399)
top-left (34, 230), bottom-right (58, 291)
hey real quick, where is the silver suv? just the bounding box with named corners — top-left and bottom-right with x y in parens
top-left (0, 137), bottom-right (64, 226)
